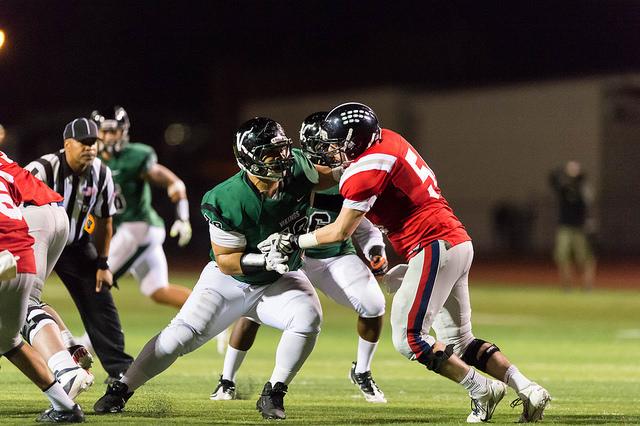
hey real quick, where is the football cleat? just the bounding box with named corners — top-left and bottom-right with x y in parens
top-left (55, 367), bottom-right (94, 400)
top-left (36, 404), bottom-right (85, 423)
top-left (93, 380), bottom-right (133, 414)
top-left (256, 381), bottom-right (287, 420)
top-left (511, 382), bottom-right (551, 422)
top-left (210, 375), bottom-right (236, 401)
top-left (349, 361), bottom-right (387, 403)
top-left (104, 372), bottom-right (124, 385)
top-left (68, 345), bottom-right (93, 370)
top-left (467, 379), bottom-right (507, 423)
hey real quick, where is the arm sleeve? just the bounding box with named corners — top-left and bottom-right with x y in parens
top-left (94, 167), bottom-right (117, 218)
top-left (142, 147), bottom-right (158, 174)
top-left (339, 153), bottom-right (396, 212)
top-left (352, 216), bottom-right (385, 260)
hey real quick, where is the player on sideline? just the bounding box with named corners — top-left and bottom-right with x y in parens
top-left (0, 152), bottom-right (84, 423)
top-left (94, 117), bottom-right (339, 420)
top-left (91, 106), bottom-right (192, 308)
top-left (260, 103), bottom-right (552, 423)
top-left (210, 111), bottom-right (388, 403)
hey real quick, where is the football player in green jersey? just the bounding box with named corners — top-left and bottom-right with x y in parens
top-left (210, 112), bottom-right (389, 404)
top-left (91, 106), bottom-right (192, 309)
top-left (94, 117), bottom-right (340, 420)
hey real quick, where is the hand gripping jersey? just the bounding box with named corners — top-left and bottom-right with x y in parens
top-left (339, 129), bottom-right (470, 261)
top-left (201, 149), bottom-right (318, 285)
top-left (305, 185), bottom-right (356, 259)
top-left (102, 143), bottom-right (163, 227)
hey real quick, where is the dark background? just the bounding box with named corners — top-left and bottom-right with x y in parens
top-left (1, 1), bottom-right (639, 260)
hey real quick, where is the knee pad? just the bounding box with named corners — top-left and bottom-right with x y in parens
top-left (418, 343), bottom-right (454, 373)
top-left (461, 338), bottom-right (501, 372)
top-left (21, 304), bottom-right (56, 344)
top-left (158, 321), bottom-right (199, 356)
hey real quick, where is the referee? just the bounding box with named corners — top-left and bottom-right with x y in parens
top-left (26, 118), bottom-right (133, 382)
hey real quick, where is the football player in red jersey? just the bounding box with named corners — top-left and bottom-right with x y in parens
top-left (1, 151), bottom-right (96, 397)
top-left (0, 153), bottom-right (84, 422)
top-left (260, 103), bottom-right (551, 423)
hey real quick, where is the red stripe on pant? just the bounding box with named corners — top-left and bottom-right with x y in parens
top-left (406, 242), bottom-right (438, 360)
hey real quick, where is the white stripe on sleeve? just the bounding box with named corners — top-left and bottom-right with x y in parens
top-left (209, 225), bottom-right (247, 249)
top-left (339, 153), bottom-right (396, 190)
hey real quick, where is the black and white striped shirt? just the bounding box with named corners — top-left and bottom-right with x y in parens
top-left (26, 149), bottom-right (116, 245)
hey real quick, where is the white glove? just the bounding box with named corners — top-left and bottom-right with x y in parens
top-left (170, 219), bottom-right (192, 247)
top-left (264, 248), bottom-right (289, 274)
top-left (257, 233), bottom-right (280, 254)
top-left (257, 232), bottom-right (297, 255)
top-left (0, 250), bottom-right (17, 281)
top-left (381, 264), bottom-right (409, 294)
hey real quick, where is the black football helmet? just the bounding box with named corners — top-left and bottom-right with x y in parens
top-left (320, 102), bottom-right (381, 162)
top-left (234, 117), bottom-right (293, 181)
top-left (90, 106), bottom-right (130, 154)
top-left (300, 111), bottom-right (342, 167)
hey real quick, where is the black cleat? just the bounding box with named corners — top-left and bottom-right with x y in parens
top-left (256, 381), bottom-right (287, 420)
top-left (93, 380), bottom-right (133, 414)
top-left (349, 361), bottom-right (387, 403)
top-left (103, 371), bottom-right (124, 385)
top-left (36, 404), bottom-right (85, 423)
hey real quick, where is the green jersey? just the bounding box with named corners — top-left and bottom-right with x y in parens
top-left (305, 185), bottom-right (356, 259)
top-left (102, 143), bottom-right (163, 228)
top-left (201, 148), bottom-right (318, 286)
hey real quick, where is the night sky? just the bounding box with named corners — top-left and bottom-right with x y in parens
top-left (2, 0), bottom-right (640, 125)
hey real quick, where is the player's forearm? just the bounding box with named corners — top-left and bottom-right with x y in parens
top-left (148, 164), bottom-right (187, 201)
top-left (93, 216), bottom-right (113, 258)
top-left (216, 252), bottom-right (244, 275)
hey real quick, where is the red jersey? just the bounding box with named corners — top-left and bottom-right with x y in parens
top-left (0, 169), bottom-right (36, 273)
top-left (339, 129), bottom-right (470, 261)
top-left (0, 151), bottom-right (63, 206)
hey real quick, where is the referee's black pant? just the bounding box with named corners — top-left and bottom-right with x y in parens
top-left (55, 240), bottom-right (133, 377)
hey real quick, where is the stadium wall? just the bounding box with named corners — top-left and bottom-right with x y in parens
top-left (241, 76), bottom-right (637, 255)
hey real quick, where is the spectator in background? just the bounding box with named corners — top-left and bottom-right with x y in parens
top-left (549, 160), bottom-right (596, 290)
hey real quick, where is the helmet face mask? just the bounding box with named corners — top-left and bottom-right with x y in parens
top-left (234, 118), bottom-right (294, 181)
top-left (91, 106), bottom-right (130, 155)
top-left (320, 102), bottom-right (381, 163)
top-left (299, 111), bottom-right (343, 167)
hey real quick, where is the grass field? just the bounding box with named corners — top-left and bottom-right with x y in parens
top-left (1, 272), bottom-right (639, 425)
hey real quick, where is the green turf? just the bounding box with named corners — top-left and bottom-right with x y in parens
top-left (1, 273), bottom-right (639, 424)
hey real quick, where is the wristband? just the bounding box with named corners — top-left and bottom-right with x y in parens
top-left (240, 253), bottom-right (266, 275)
top-left (96, 256), bottom-right (109, 270)
top-left (176, 198), bottom-right (190, 221)
top-left (298, 232), bottom-right (319, 249)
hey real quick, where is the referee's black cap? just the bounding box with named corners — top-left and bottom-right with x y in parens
top-left (63, 118), bottom-right (99, 144)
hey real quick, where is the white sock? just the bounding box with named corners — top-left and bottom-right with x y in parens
top-left (355, 337), bottom-right (378, 374)
top-left (269, 330), bottom-right (318, 385)
top-left (47, 350), bottom-right (78, 375)
top-left (460, 367), bottom-right (489, 398)
top-left (222, 346), bottom-right (247, 382)
top-left (504, 365), bottom-right (532, 393)
top-left (44, 381), bottom-right (75, 410)
top-left (60, 330), bottom-right (75, 347)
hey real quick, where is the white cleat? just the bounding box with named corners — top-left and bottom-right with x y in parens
top-left (467, 380), bottom-right (507, 423)
top-left (209, 375), bottom-right (236, 401)
top-left (511, 382), bottom-right (551, 423)
top-left (56, 366), bottom-right (95, 400)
